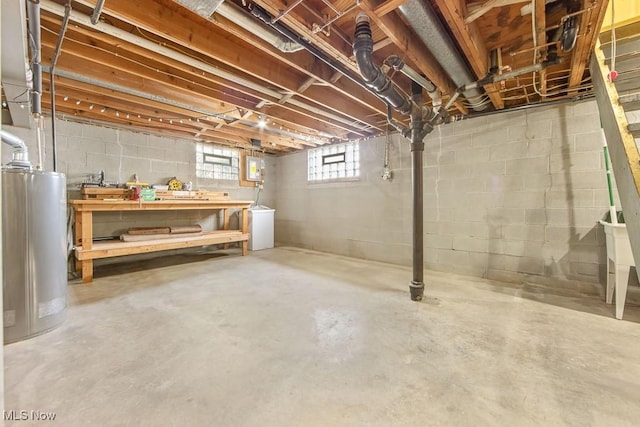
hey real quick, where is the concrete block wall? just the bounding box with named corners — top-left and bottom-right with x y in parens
top-left (3, 119), bottom-right (276, 243)
top-left (275, 99), bottom-right (617, 289)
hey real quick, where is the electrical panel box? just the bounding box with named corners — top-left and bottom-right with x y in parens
top-left (246, 155), bottom-right (263, 182)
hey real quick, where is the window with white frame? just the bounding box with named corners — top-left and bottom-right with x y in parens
top-left (307, 141), bottom-right (359, 182)
top-left (196, 143), bottom-right (239, 180)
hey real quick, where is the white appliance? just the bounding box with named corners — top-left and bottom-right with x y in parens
top-left (248, 206), bottom-right (275, 251)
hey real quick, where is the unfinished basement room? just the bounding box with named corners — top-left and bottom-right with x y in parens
top-left (1, 0), bottom-right (640, 424)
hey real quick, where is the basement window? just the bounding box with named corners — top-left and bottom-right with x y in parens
top-left (196, 143), bottom-right (239, 181)
top-left (308, 141), bottom-right (359, 182)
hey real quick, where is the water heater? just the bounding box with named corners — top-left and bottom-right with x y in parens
top-left (2, 168), bottom-right (67, 343)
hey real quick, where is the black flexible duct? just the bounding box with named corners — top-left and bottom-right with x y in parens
top-left (561, 16), bottom-right (579, 52)
top-left (353, 14), bottom-right (412, 114)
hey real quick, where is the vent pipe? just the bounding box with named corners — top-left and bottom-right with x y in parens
top-left (90, 0), bottom-right (105, 25)
top-left (1, 130), bottom-right (32, 169)
top-left (398, 0), bottom-right (487, 111)
top-left (27, 0), bottom-right (45, 170)
top-left (26, 0), bottom-right (42, 116)
top-left (384, 55), bottom-right (442, 108)
top-left (353, 14), bottom-right (412, 114)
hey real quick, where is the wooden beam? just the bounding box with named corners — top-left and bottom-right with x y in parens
top-left (432, 0), bottom-right (505, 109)
top-left (373, 0), bottom-right (409, 17)
top-left (251, 0), bottom-right (354, 70)
top-left (43, 77), bottom-right (307, 150)
top-left (86, 0), bottom-right (382, 132)
top-left (46, 102), bottom-right (289, 153)
top-left (100, 0), bottom-right (383, 128)
top-left (40, 12), bottom-right (383, 135)
top-left (44, 98), bottom-right (297, 150)
top-left (297, 77), bottom-right (317, 94)
top-left (372, 37), bottom-right (394, 52)
top-left (40, 36), bottom-right (360, 139)
top-left (465, 0), bottom-right (529, 24)
top-left (568, 0), bottom-right (610, 92)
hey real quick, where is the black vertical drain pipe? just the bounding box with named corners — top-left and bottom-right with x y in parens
top-left (409, 81), bottom-right (425, 301)
top-left (353, 13), bottom-right (430, 301)
top-left (249, 5), bottom-right (431, 300)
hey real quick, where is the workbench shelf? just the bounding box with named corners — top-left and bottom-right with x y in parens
top-left (70, 199), bottom-right (253, 283)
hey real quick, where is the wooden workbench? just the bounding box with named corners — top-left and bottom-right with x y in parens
top-left (70, 199), bottom-right (253, 283)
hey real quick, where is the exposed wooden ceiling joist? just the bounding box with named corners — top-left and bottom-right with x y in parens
top-left (17, 0), bottom-right (609, 154)
top-left (568, 0), bottom-right (610, 92)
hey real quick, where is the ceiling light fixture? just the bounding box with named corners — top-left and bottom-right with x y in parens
top-left (257, 115), bottom-right (267, 128)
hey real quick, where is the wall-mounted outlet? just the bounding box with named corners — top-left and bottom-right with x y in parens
top-left (382, 167), bottom-right (393, 181)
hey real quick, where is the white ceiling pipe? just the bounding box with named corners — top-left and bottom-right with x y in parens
top-left (41, 0), bottom-right (370, 132)
top-left (214, 2), bottom-right (304, 53)
top-left (174, 0), bottom-right (303, 52)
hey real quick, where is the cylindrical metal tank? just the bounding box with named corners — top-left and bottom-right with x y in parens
top-left (2, 168), bottom-right (67, 343)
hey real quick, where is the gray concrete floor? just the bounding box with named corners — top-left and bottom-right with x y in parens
top-left (5, 246), bottom-right (640, 426)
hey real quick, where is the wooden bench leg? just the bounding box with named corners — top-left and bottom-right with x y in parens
top-left (223, 209), bottom-right (230, 249)
top-left (82, 260), bottom-right (94, 284)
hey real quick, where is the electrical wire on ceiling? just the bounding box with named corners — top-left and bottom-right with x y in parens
top-left (530, 0), bottom-right (546, 98)
top-left (500, 82), bottom-right (594, 100)
top-left (497, 73), bottom-right (593, 100)
top-left (463, 94), bottom-right (492, 108)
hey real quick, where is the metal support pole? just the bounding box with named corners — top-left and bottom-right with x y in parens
top-left (409, 81), bottom-right (425, 301)
top-left (49, 0), bottom-right (72, 173)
